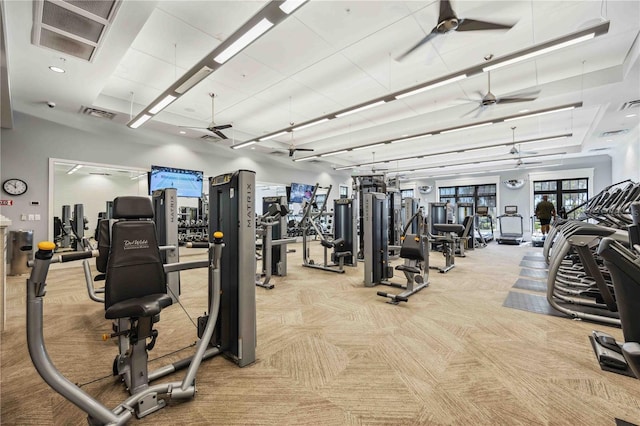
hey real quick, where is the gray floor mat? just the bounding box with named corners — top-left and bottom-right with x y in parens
top-left (519, 260), bottom-right (548, 269)
top-left (502, 291), bottom-right (566, 318)
top-left (513, 278), bottom-right (547, 293)
top-left (616, 419), bottom-right (639, 426)
top-left (519, 268), bottom-right (548, 279)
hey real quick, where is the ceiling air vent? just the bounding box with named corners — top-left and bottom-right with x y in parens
top-left (599, 129), bottom-right (629, 137)
top-left (619, 100), bottom-right (640, 110)
top-left (32, 0), bottom-right (121, 62)
top-left (200, 135), bottom-right (221, 142)
top-left (81, 106), bottom-right (116, 120)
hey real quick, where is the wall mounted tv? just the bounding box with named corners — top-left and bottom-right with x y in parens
top-left (289, 183), bottom-right (315, 203)
top-left (148, 165), bottom-right (204, 198)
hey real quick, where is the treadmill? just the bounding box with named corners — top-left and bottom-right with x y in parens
top-left (474, 205), bottom-right (494, 243)
top-left (496, 205), bottom-right (524, 245)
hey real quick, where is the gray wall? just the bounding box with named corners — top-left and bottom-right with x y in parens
top-left (1, 111), bottom-right (350, 241)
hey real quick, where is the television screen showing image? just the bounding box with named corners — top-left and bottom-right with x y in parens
top-left (289, 183), bottom-right (314, 203)
top-left (149, 165), bottom-right (203, 198)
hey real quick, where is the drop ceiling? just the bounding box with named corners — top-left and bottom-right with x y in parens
top-left (3, 0), bottom-right (639, 179)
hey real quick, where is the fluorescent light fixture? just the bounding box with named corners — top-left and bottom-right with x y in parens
top-left (391, 134), bottom-right (431, 144)
top-left (320, 150), bottom-right (348, 157)
top-left (67, 165), bottom-right (82, 175)
top-left (214, 18), bottom-right (274, 64)
top-left (353, 143), bottom-right (386, 151)
top-left (175, 66), bottom-right (213, 94)
top-left (484, 33), bottom-right (595, 72)
top-left (504, 106), bottom-right (575, 122)
top-left (48, 66), bottom-right (65, 73)
top-left (335, 100), bottom-right (386, 118)
top-left (335, 165), bottom-right (355, 171)
top-left (440, 122), bottom-right (493, 134)
top-left (279, 0), bottom-right (307, 14)
top-left (292, 118), bottom-right (330, 131)
top-left (293, 156), bottom-right (319, 162)
top-left (148, 95), bottom-right (177, 114)
top-left (129, 114), bottom-right (152, 129)
top-left (258, 131), bottom-right (288, 142)
top-left (395, 74), bottom-right (467, 100)
top-left (231, 141), bottom-right (257, 149)
top-left (131, 173), bottom-right (147, 180)
top-left (625, 113), bottom-right (637, 118)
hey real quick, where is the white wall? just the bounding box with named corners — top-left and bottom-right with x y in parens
top-left (0, 112), bottom-right (350, 241)
top-left (610, 129), bottom-right (640, 183)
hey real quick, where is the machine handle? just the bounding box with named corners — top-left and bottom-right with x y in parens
top-left (56, 250), bottom-right (98, 263)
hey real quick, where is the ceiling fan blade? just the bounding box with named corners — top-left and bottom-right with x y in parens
top-left (438, 0), bottom-right (457, 21)
top-left (461, 105), bottom-right (481, 118)
top-left (212, 130), bottom-right (228, 139)
top-left (523, 161), bottom-right (543, 165)
top-left (179, 126), bottom-right (210, 130)
top-left (213, 124), bottom-right (232, 130)
top-left (496, 96), bottom-right (538, 104)
top-left (294, 148), bottom-right (315, 152)
top-left (397, 29), bottom-right (439, 60)
top-left (456, 18), bottom-right (514, 32)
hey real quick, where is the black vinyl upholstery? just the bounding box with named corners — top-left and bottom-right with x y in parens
top-left (95, 219), bottom-right (110, 273)
top-left (104, 197), bottom-right (171, 320)
top-left (400, 234), bottom-right (425, 261)
top-left (598, 238), bottom-right (640, 343)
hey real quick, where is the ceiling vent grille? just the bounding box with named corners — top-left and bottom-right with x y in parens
top-left (32, 0), bottom-right (121, 62)
top-left (619, 100), bottom-right (640, 110)
top-left (599, 129), bottom-right (629, 137)
top-left (80, 106), bottom-right (116, 120)
top-left (200, 135), bottom-right (221, 142)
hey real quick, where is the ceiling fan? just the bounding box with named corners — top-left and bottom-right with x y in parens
top-left (511, 127), bottom-right (542, 168)
top-left (398, 0), bottom-right (515, 60)
top-left (180, 93), bottom-right (232, 139)
top-left (462, 72), bottom-right (539, 118)
top-left (287, 126), bottom-right (314, 157)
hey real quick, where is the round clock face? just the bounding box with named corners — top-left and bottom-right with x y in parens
top-left (3, 179), bottom-right (28, 196)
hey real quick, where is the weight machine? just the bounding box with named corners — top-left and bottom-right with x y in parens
top-left (301, 184), bottom-right (352, 273)
top-left (364, 192), bottom-right (430, 304)
top-left (256, 196), bottom-right (295, 289)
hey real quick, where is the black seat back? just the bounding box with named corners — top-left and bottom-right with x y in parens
top-left (95, 219), bottom-right (110, 273)
top-left (400, 234), bottom-right (425, 261)
top-left (104, 197), bottom-right (166, 311)
top-left (598, 238), bottom-right (640, 343)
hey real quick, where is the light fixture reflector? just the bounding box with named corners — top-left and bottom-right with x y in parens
top-left (279, 0), bottom-right (308, 14)
top-left (483, 33), bottom-right (595, 72)
top-left (504, 106), bottom-right (575, 122)
top-left (293, 156), bottom-right (318, 162)
top-left (214, 18), bottom-right (274, 64)
top-left (258, 131), bottom-right (288, 142)
top-left (440, 122), bottom-right (493, 134)
top-left (129, 114), bottom-right (152, 129)
top-left (320, 150), bottom-right (348, 157)
top-left (353, 143), bottom-right (386, 151)
top-left (231, 141), bottom-right (257, 149)
top-left (292, 118), bottom-right (330, 131)
top-left (395, 74), bottom-right (467, 100)
top-left (175, 66), bottom-right (214, 94)
top-left (335, 100), bottom-right (386, 118)
top-left (390, 134), bottom-right (431, 144)
top-left (149, 95), bottom-right (177, 114)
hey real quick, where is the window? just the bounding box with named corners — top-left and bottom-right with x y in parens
top-left (401, 189), bottom-right (414, 198)
top-left (438, 184), bottom-right (497, 220)
top-left (339, 185), bottom-right (349, 199)
top-left (533, 178), bottom-right (589, 224)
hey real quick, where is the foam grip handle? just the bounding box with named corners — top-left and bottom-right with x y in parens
top-left (59, 251), bottom-right (95, 263)
top-left (395, 296), bottom-right (409, 302)
top-left (186, 242), bottom-right (210, 249)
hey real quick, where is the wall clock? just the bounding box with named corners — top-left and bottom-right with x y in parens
top-left (2, 178), bottom-right (28, 196)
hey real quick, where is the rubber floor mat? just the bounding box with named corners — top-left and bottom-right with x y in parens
top-left (519, 268), bottom-right (548, 279)
top-left (519, 260), bottom-right (548, 269)
top-left (513, 278), bottom-right (547, 293)
top-left (616, 419), bottom-right (639, 426)
top-left (502, 291), bottom-right (566, 318)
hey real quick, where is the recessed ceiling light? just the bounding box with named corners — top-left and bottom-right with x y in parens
top-left (48, 66), bottom-right (65, 73)
top-left (179, 130), bottom-right (186, 135)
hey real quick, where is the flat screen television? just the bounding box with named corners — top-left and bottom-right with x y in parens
top-left (148, 165), bottom-right (203, 198)
top-left (289, 183), bottom-right (314, 203)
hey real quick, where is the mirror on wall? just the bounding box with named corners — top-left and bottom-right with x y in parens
top-left (50, 159), bottom-right (148, 247)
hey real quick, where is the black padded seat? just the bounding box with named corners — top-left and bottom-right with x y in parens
top-left (96, 219), bottom-right (110, 273)
top-left (104, 197), bottom-right (171, 320)
top-left (432, 223), bottom-right (465, 234)
top-left (105, 294), bottom-right (173, 319)
top-left (399, 234), bottom-right (426, 261)
top-left (334, 251), bottom-right (352, 259)
top-left (321, 238), bottom-right (344, 249)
